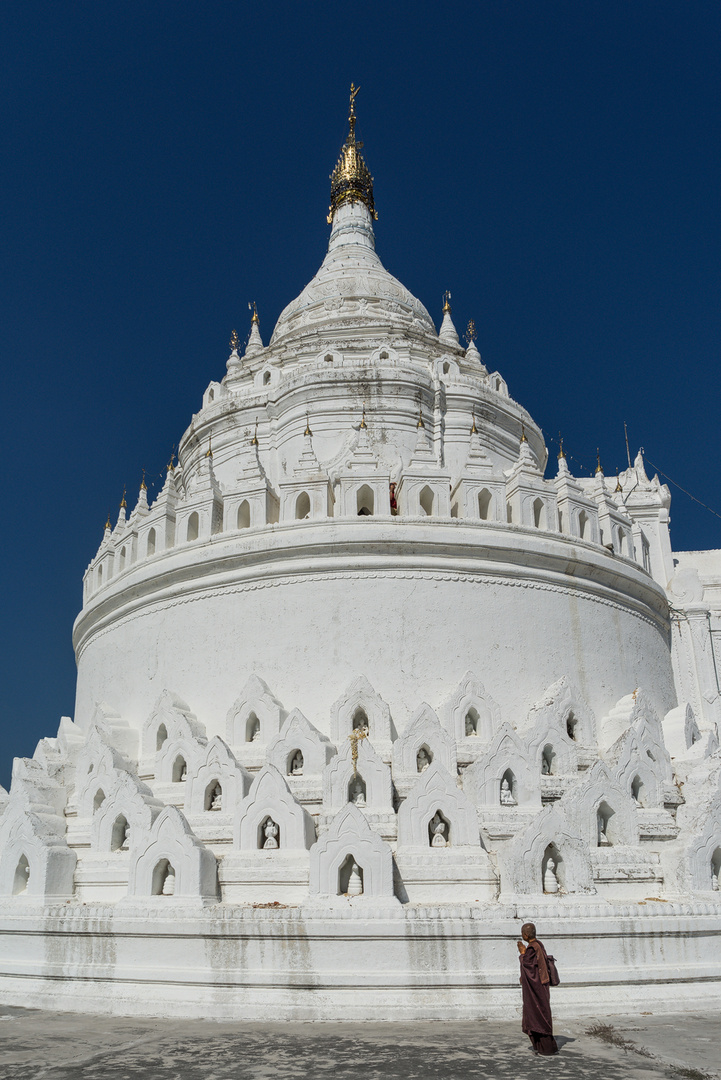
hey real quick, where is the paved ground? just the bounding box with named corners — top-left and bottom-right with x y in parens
top-left (0, 1008), bottom-right (718, 1080)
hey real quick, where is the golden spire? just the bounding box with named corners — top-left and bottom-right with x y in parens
top-left (465, 319), bottom-right (477, 344)
top-left (558, 435), bottom-right (565, 460)
top-left (120, 485), bottom-right (127, 509)
top-left (327, 84), bottom-right (377, 223)
top-left (596, 447), bottom-right (603, 475)
top-left (442, 291), bottom-right (452, 315)
top-left (520, 423), bottom-right (527, 444)
top-left (359, 404), bottom-right (367, 430)
top-left (470, 414), bottom-right (478, 435)
top-left (251, 417), bottom-right (259, 446)
top-left (417, 406), bottom-right (425, 429)
top-left (167, 445), bottom-right (176, 472)
top-left (105, 513), bottom-right (111, 530)
top-left (304, 413), bottom-right (312, 437)
top-left (229, 328), bottom-right (240, 352)
top-left (140, 468), bottom-right (147, 491)
top-left (250, 301), bottom-right (259, 326)
top-left (206, 435), bottom-right (213, 459)
top-left (615, 472), bottom-right (623, 493)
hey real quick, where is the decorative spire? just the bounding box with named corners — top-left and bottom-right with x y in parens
top-left (167, 445), bottom-right (176, 472)
top-left (439, 292), bottom-right (459, 345)
top-left (417, 405), bottom-right (425, 429)
top-left (120, 485), bottom-right (127, 509)
top-left (470, 413), bottom-right (477, 435)
top-left (304, 413), bottom-right (312, 437)
top-left (140, 468), bottom-right (147, 491)
top-left (465, 319), bottom-right (476, 344)
top-left (245, 302), bottom-right (264, 354)
top-left (520, 424), bottom-right (527, 444)
top-left (558, 436), bottom-right (565, 460)
top-left (206, 435), bottom-right (213, 459)
top-left (251, 417), bottom-right (259, 446)
top-left (359, 404), bottom-right (367, 430)
top-left (327, 84), bottom-right (377, 223)
top-left (614, 472), bottom-right (623, 493)
top-left (104, 513), bottom-right (111, 532)
top-left (596, 447), bottom-right (603, 475)
top-left (229, 328), bottom-right (240, 353)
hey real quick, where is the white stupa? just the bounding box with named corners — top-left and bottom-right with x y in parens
top-left (1, 86), bottom-right (720, 1020)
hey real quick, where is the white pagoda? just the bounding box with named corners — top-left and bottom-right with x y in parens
top-left (0, 87), bottom-right (720, 1020)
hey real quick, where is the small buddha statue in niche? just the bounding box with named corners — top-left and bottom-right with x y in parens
top-left (290, 752), bottom-right (304, 776)
top-left (597, 815), bottom-right (611, 846)
top-left (17, 862), bottom-right (30, 893)
top-left (250, 719), bottom-right (261, 742)
top-left (209, 783), bottom-right (223, 811)
top-left (162, 866), bottom-right (176, 896)
top-left (353, 718), bottom-right (369, 737)
top-left (543, 858), bottom-right (559, 894)
top-left (179, 762), bottom-right (188, 782)
top-left (416, 747), bottom-right (431, 773)
top-left (347, 861), bottom-right (363, 896)
top-left (349, 777), bottom-right (366, 807)
top-left (120, 822), bottom-right (131, 850)
top-left (541, 756), bottom-right (551, 776)
top-left (430, 813), bottom-right (448, 847)
top-left (263, 819), bottom-right (279, 849)
top-left (465, 715), bottom-right (477, 737)
top-left (500, 779), bottom-right (516, 806)
top-left (712, 870), bottom-right (719, 892)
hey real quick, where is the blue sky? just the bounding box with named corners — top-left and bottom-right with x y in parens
top-left (1, 1), bottom-right (719, 786)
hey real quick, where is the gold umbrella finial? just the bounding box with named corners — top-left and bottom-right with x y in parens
top-left (360, 404), bottom-right (367, 430)
top-left (465, 319), bottom-right (477, 344)
top-left (229, 328), bottom-right (240, 353)
top-left (520, 423), bottom-right (527, 444)
top-left (304, 413), bottom-right (312, 437)
top-left (442, 290), bottom-right (452, 315)
top-left (251, 417), bottom-right (259, 446)
top-left (119, 485), bottom-right (127, 509)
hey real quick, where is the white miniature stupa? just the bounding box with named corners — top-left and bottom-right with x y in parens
top-left (0, 85), bottom-right (720, 1021)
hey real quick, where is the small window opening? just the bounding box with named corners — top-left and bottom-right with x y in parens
top-left (416, 745), bottom-right (433, 772)
top-left (352, 708), bottom-right (369, 735)
top-left (119, 546), bottom-right (126, 571)
top-left (208, 388), bottom-right (215, 402)
top-left (156, 723), bottom-right (168, 751)
top-left (478, 489), bottom-right (492, 521)
top-left (13, 854), bottom-right (30, 895)
top-left (597, 801), bottom-right (615, 846)
top-left (631, 774), bottom-right (644, 807)
top-left (288, 750), bottom-right (304, 776)
top-left (172, 756), bottom-right (187, 782)
top-left (338, 853), bottom-right (364, 895)
top-left (542, 843), bottom-right (562, 893)
top-left (442, 362), bottom-right (450, 375)
top-left (324, 353), bottom-right (333, 363)
top-left (93, 788), bottom-right (106, 812)
top-left (357, 484), bottom-right (374, 516)
top-left (246, 712), bottom-right (261, 743)
top-left (533, 498), bottom-right (545, 529)
top-left (263, 371), bottom-right (271, 386)
top-left (111, 815), bottom-right (130, 851)
top-left (295, 492), bottom-right (311, 520)
top-left (237, 500), bottom-right (251, 529)
top-left (379, 350), bottom-right (389, 360)
top-left (500, 768), bottom-right (518, 806)
top-left (259, 816), bottom-right (280, 849)
top-left (429, 809), bottom-right (450, 847)
top-left (578, 510), bottom-right (589, 540)
top-left (566, 712), bottom-right (578, 741)
top-left (152, 858), bottom-right (176, 896)
top-left (348, 773), bottom-right (367, 806)
top-left (205, 781), bottom-right (223, 811)
top-left (187, 512), bottom-right (199, 542)
top-left (97, 564), bottom-right (103, 586)
top-left (541, 745), bottom-right (555, 776)
top-left (506, 503), bottom-right (513, 523)
top-left (419, 486), bottom-right (434, 516)
top-left (147, 527), bottom-right (156, 556)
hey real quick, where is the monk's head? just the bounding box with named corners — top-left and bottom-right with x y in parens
top-left (521, 922), bottom-right (536, 942)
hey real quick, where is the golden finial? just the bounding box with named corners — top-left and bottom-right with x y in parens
top-left (417, 406), bottom-right (425, 429)
top-left (442, 290), bottom-right (452, 315)
top-left (140, 468), bottom-right (147, 491)
top-left (206, 435), bottom-right (213, 459)
top-left (120, 485), bottom-right (127, 509)
top-left (615, 472), bottom-right (622, 493)
top-left (470, 413), bottom-right (478, 435)
top-left (520, 423), bottom-right (527, 444)
top-left (105, 513), bottom-right (111, 530)
top-left (249, 301), bottom-right (259, 326)
top-left (465, 319), bottom-right (477, 344)
top-left (328, 83), bottom-right (377, 223)
top-left (229, 328), bottom-right (240, 353)
top-left (596, 448), bottom-right (603, 475)
top-left (304, 413), bottom-right (312, 437)
top-left (360, 404), bottom-right (367, 429)
top-left (167, 445), bottom-right (176, 472)
top-left (251, 417), bottom-right (259, 446)
top-left (558, 435), bottom-right (565, 460)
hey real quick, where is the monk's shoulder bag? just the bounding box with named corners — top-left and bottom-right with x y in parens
top-left (545, 954), bottom-right (560, 986)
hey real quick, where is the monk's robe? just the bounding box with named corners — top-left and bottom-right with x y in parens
top-left (519, 939), bottom-right (559, 1055)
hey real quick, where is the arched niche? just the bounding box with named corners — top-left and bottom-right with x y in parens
top-left (237, 500), bottom-right (251, 529)
top-left (295, 492), bottom-right (311, 520)
top-left (235, 764), bottom-right (315, 852)
top-left (356, 485), bottom-right (374, 516)
top-left (308, 803), bottom-right (395, 900)
top-left (187, 512), bottom-right (199, 542)
top-left (419, 485), bottom-right (434, 516)
top-left (478, 489), bottom-right (493, 520)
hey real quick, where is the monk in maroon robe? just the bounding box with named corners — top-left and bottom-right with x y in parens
top-left (517, 922), bottom-right (559, 1055)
